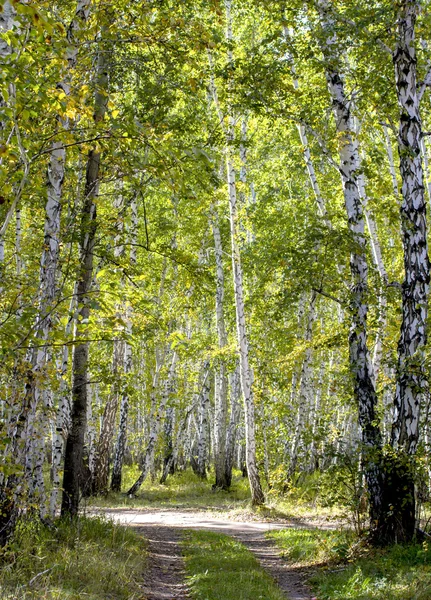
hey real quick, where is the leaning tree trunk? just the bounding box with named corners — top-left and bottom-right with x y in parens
top-left (317, 0), bottom-right (383, 536)
top-left (61, 33), bottom-right (109, 517)
top-left (385, 0), bottom-right (430, 544)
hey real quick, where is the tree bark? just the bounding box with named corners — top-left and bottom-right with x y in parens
top-left (317, 0), bottom-right (383, 535)
top-left (225, 363), bottom-right (241, 487)
top-left (211, 205), bottom-right (229, 489)
top-left (196, 363), bottom-right (211, 479)
top-left (384, 0), bottom-right (430, 543)
top-left (61, 32), bottom-right (109, 517)
top-left (111, 195), bottom-right (138, 491)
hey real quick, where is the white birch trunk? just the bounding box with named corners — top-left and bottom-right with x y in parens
top-left (197, 363), bottom-right (211, 479)
top-left (309, 360), bottom-right (324, 472)
top-left (111, 195), bottom-right (137, 491)
top-left (61, 27), bottom-right (109, 516)
top-left (225, 362), bottom-right (241, 487)
top-left (317, 0), bottom-right (382, 527)
top-left (23, 0), bottom-right (92, 516)
top-left (391, 2), bottom-right (430, 456)
top-left (49, 289), bottom-right (77, 516)
top-left (211, 204), bottom-right (229, 488)
top-left (289, 292), bottom-right (316, 476)
top-left (226, 109), bottom-right (264, 505)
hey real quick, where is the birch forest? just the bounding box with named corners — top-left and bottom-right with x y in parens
top-left (2, 0), bottom-right (431, 584)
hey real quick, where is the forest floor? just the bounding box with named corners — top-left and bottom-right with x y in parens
top-left (94, 507), bottom-right (320, 599)
top-left (84, 470), bottom-right (431, 599)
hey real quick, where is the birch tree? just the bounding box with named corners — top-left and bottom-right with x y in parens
top-left (316, 0), bottom-right (383, 533)
top-left (384, 0), bottom-right (430, 543)
top-left (111, 196), bottom-right (138, 492)
top-left (211, 205), bottom-right (229, 489)
top-left (61, 26), bottom-right (110, 517)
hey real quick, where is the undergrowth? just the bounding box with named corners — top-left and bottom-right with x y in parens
top-left (87, 466), bottom-right (343, 522)
top-left (0, 516), bottom-right (146, 599)
top-left (182, 529), bottom-right (285, 600)
top-left (268, 528), bottom-right (431, 600)
top-left (268, 528), bottom-right (355, 566)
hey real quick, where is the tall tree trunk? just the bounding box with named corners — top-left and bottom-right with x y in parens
top-left (49, 288), bottom-right (77, 516)
top-left (211, 205), bottom-right (229, 489)
top-left (111, 195), bottom-right (138, 491)
top-left (385, 0), bottom-right (430, 543)
top-left (289, 291), bottom-right (317, 477)
top-left (213, 0), bottom-right (264, 506)
top-left (61, 32), bottom-right (109, 517)
top-left (225, 362), bottom-right (241, 487)
top-left (196, 362), bottom-right (211, 479)
top-left (24, 0), bottom-right (91, 514)
top-left (226, 109), bottom-right (264, 505)
top-left (317, 0), bottom-right (383, 535)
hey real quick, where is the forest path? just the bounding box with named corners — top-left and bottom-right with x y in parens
top-left (96, 509), bottom-right (315, 600)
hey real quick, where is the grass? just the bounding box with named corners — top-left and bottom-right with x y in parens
top-left (182, 529), bottom-right (285, 600)
top-left (84, 466), bottom-right (251, 513)
top-left (0, 516), bottom-right (146, 599)
top-left (268, 527), bottom-right (355, 566)
top-left (268, 528), bottom-right (431, 600)
top-left (86, 466), bottom-right (344, 523)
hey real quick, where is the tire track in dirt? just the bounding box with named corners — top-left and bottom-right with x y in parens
top-left (98, 509), bottom-right (317, 599)
top-left (134, 524), bottom-right (190, 600)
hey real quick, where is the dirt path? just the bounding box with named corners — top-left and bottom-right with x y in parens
top-left (98, 509), bottom-right (314, 600)
top-left (134, 524), bottom-right (190, 600)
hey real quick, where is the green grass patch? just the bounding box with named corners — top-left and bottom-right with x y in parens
top-left (267, 528), bottom-right (354, 566)
top-left (87, 467), bottom-right (343, 523)
top-left (182, 530), bottom-right (285, 600)
top-left (269, 528), bottom-right (431, 600)
top-left (86, 467), bottom-right (252, 513)
top-left (0, 516), bottom-right (146, 599)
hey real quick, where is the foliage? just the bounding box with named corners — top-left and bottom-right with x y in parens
top-left (0, 516), bottom-right (146, 599)
top-left (0, 0), bottom-right (430, 549)
top-left (311, 540), bottom-right (431, 600)
top-left (86, 466), bottom-right (252, 512)
top-left (318, 452), bottom-right (368, 535)
top-left (269, 528), bottom-right (431, 600)
top-left (267, 528), bottom-right (356, 566)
